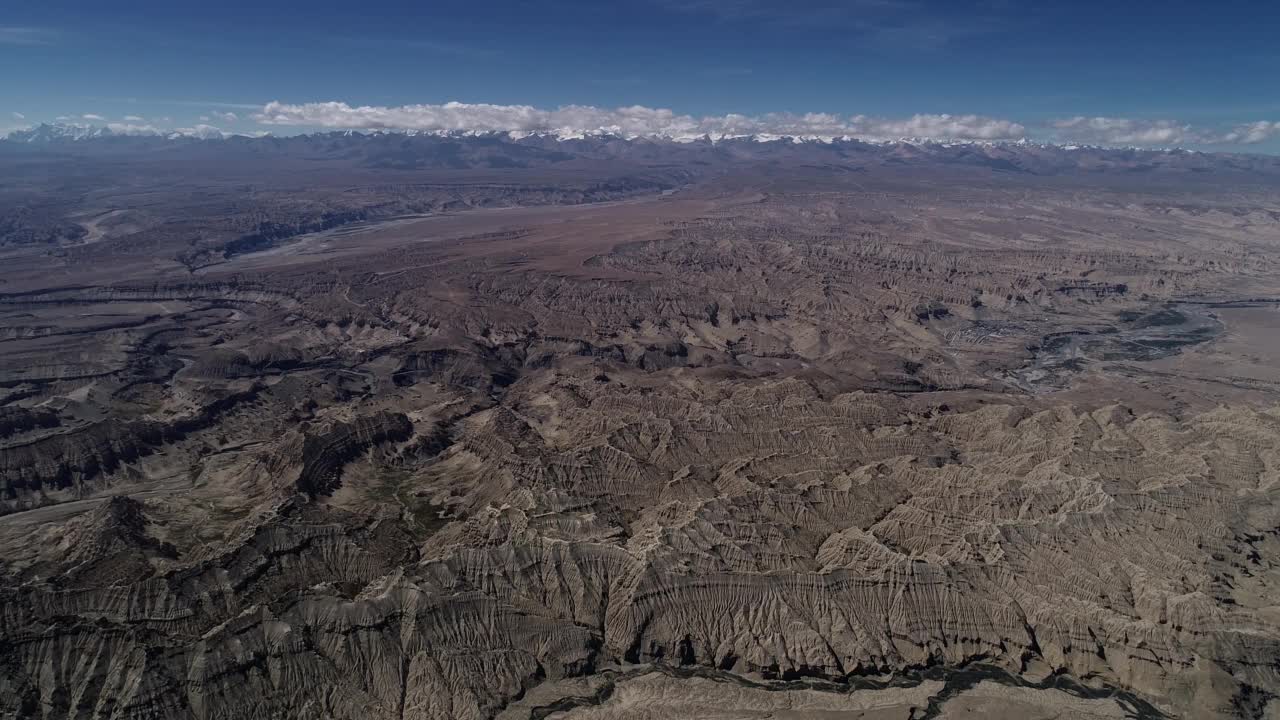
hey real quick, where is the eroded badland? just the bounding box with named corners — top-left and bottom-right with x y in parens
top-left (3, 135), bottom-right (1280, 718)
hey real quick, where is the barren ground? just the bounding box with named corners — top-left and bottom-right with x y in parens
top-left (2, 136), bottom-right (1280, 719)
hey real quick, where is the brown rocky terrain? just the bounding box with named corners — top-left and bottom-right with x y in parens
top-left (2, 133), bottom-right (1280, 718)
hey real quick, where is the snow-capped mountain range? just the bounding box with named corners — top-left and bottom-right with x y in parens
top-left (3, 122), bottom-right (1175, 153)
top-left (7, 122), bottom-right (1279, 182)
top-left (2, 122), bottom-right (1278, 197)
top-left (4, 123), bottom-right (251, 143)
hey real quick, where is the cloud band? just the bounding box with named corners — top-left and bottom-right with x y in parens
top-left (253, 100), bottom-right (1027, 142)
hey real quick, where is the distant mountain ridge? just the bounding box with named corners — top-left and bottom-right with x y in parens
top-left (5, 122), bottom-right (1280, 181)
top-left (0, 121), bottom-right (1198, 150)
top-left (5, 122), bottom-right (244, 143)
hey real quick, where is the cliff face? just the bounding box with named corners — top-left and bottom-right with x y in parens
top-left (296, 412), bottom-right (414, 498)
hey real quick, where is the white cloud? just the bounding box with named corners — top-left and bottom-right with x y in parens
top-left (106, 122), bottom-right (163, 135)
top-left (253, 100), bottom-right (1027, 142)
top-left (1210, 121), bottom-right (1280, 145)
top-left (0, 26), bottom-right (56, 46)
top-left (213, 111), bottom-right (239, 122)
top-left (1, 112), bottom-right (32, 136)
top-left (854, 113), bottom-right (1025, 140)
top-left (81, 113), bottom-right (105, 121)
top-left (175, 124), bottom-right (226, 139)
top-left (91, 98), bottom-right (261, 110)
top-left (199, 115), bottom-right (210, 122)
top-left (1049, 116), bottom-right (1280, 147)
top-left (123, 114), bottom-right (145, 122)
top-left (1050, 116), bottom-right (1194, 145)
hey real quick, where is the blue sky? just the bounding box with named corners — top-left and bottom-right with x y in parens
top-left (3, 0), bottom-right (1280, 150)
